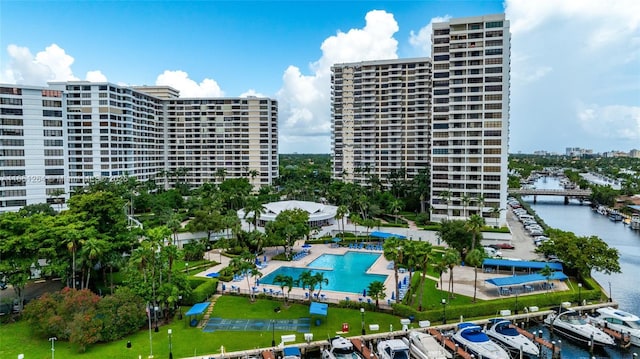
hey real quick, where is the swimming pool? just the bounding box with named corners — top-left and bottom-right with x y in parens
top-left (260, 251), bottom-right (388, 294)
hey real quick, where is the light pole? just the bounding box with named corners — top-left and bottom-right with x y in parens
top-left (441, 299), bottom-right (447, 324)
top-left (154, 305), bottom-right (159, 332)
top-left (185, 263), bottom-right (189, 275)
top-left (168, 329), bottom-right (173, 359)
top-left (578, 283), bottom-right (583, 305)
top-left (360, 307), bottom-right (366, 335)
top-left (271, 320), bottom-right (276, 347)
top-left (178, 295), bottom-right (183, 319)
top-left (514, 291), bottom-right (519, 314)
top-left (49, 337), bottom-right (57, 359)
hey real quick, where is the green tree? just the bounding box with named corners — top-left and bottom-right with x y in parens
top-left (383, 237), bottom-right (403, 301)
top-left (336, 205), bottom-right (349, 234)
top-left (539, 264), bottom-right (554, 292)
top-left (442, 249), bottom-right (461, 299)
top-left (464, 214), bottom-right (485, 251)
top-left (537, 229), bottom-right (621, 280)
top-left (465, 248), bottom-right (485, 302)
top-left (296, 270), bottom-right (315, 302)
top-left (413, 241), bottom-right (433, 310)
top-left (439, 190), bottom-right (451, 220)
top-left (273, 274), bottom-right (294, 306)
top-left (243, 196), bottom-right (265, 231)
top-left (367, 281), bottom-right (387, 308)
top-left (312, 272), bottom-right (329, 299)
top-left (437, 219), bottom-right (474, 259)
top-left (265, 208), bottom-right (310, 260)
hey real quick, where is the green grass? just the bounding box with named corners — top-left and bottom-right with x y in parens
top-left (0, 295), bottom-right (401, 358)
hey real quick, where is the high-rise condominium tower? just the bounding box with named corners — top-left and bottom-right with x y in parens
top-left (0, 82), bottom-right (278, 212)
top-left (430, 14), bottom-right (510, 225)
top-left (331, 58), bottom-right (432, 185)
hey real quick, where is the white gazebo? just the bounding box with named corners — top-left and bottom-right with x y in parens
top-left (238, 200), bottom-right (338, 228)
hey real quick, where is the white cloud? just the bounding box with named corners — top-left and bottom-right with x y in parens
top-left (506, 0), bottom-right (640, 153)
top-left (240, 89), bottom-right (266, 98)
top-left (276, 10), bottom-right (400, 153)
top-left (0, 44), bottom-right (79, 85)
top-left (578, 104), bottom-right (640, 141)
top-left (85, 70), bottom-right (107, 82)
top-left (408, 16), bottom-right (451, 57)
top-left (155, 70), bottom-right (224, 98)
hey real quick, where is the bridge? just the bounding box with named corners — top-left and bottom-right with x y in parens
top-left (508, 188), bottom-right (592, 204)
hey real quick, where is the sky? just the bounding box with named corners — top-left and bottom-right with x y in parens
top-left (1, 0), bottom-right (639, 155)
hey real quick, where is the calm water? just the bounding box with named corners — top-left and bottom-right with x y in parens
top-left (260, 251), bottom-right (387, 293)
top-left (522, 177), bottom-right (640, 358)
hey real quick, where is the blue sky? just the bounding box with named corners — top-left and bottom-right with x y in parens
top-left (1, 0), bottom-right (639, 154)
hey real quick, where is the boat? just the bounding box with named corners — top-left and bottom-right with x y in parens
top-left (485, 318), bottom-right (540, 357)
top-left (543, 308), bottom-right (615, 347)
top-left (283, 346), bottom-right (301, 359)
top-left (376, 338), bottom-right (410, 359)
top-left (322, 336), bottom-right (365, 359)
top-left (588, 306), bottom-right (640, 347)
top-left (631, 214), bottom-right (640, 230)
top-left (451, 322), bottom-right (510, 359)
top-left (403, 331), bottom-right (451, 359)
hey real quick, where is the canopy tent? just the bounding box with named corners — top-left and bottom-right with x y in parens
top-left (485, 271), bottom-right (568, 287)
top-left (185, 302), bottom-right (210, 316)
top-left (482, 258), bottom-right (563, 275)
top-left (370, 231), bottom-right (406, 240)
top-left (309, 302), bottom-right (328, 316)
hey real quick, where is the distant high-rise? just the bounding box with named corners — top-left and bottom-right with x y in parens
top-left (331, 58), bottom-right (432, 185)
top-left (0, 82), bottom-right (278, 212)
top-left (430, 14), bottom-right (511, 224)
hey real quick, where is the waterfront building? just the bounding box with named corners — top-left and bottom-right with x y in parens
top-left (0, 82), bottom-right (278, 212)
top-left (330, 58), bottom-right (432, 185)
top-left (0, 85), bottom-right (67, 211)
top-left (430, 14), bottom-right (511, 224)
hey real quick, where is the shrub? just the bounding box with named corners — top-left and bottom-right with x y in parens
top-left (185, 279), bottom-right (218, 305)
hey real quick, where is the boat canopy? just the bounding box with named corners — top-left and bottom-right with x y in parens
top-left (485, 271), bottom-right (567, 287)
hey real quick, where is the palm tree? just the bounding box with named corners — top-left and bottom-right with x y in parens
top-left (474, 194), bottom-right (485, 217)
top-left (465, 248), bottom-right (485, 302)
top-left (367, 281), bottom-right (387, 308)
top-left (440, 190), bottom-right (451, 220)
top-left (296, 270), bottom-right (315, 302)
top-left (540, 264), bottom-right (554, 292)
top-left (490, 207), bottom-right (504, 228)
top-left (273, 274), bottom-right (293, 306)
top-left (461, 194), bottom-right (471, 219)
top-left (414, 241), bottom-right (433, 310)
top-left (465, 214), bottom-right (485, 251)
top-left (312, 272), bottom-right (329, 299)
top-left (442, 249), bottom-right (461, 299)
top-left (434, 256), bottom-right (449, 292)
top-left (389, 198), bottom-right (404, 224)
top-left (335, 205), bottom-right (349, 234)
top-left (243, 196), bottom-right (265, 231)
top-left (383, 237), bottom-right (403, 301)
top-left (80, 237), bottom-right (108, 289)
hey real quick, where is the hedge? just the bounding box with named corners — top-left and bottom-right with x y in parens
top-left (184, 278), bottom-right (218, 305)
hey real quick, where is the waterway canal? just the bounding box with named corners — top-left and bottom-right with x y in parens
top-left (523, 176), bottom-right (640, 358)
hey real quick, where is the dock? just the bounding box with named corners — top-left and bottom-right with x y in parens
top-left (513, 324), bottom-right (561, 357)
top-left (427, 328), bottom-right (473, 359)
top-left (592, 323), bottom-right (632, 348)
top-left (351, 338), bottom-right (377, 359)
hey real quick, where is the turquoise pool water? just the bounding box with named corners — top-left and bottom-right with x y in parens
top-left (260, 251), bottom-right (387, 294)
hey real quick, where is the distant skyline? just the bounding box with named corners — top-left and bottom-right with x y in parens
top-left (1, 0), bottom-right (638, 154)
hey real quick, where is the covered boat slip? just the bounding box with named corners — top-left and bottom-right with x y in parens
top-left (485, 271), bottom-right (568, 295)
top-left (482, 258), bottom-right (563, 275)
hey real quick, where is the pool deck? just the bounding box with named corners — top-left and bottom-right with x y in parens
top-left (195, 211), bottom-right (565, 306)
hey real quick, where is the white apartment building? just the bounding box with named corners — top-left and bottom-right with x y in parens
top-left (164, 97), bottom-right (278, 189)
top-left (430, 14), bottom-right (511, 224)
top-left (331, 58), bottom-right (432, 185)
top-left (0, 85), bottom-right (68, 211)
top-left (0, 82), bottom-right (278, 212)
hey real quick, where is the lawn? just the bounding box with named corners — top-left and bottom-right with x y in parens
top-left (0, 295), bottom-right (402, 359)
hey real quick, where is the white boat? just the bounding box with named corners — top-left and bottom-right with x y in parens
top-left (588, 306), bottom-right (640, 347)
top-left (485, 318), bottom-right (540, 357)
top-left (376, 338), bottom-right (410, 359)
top-left (283, 346), bottom-right (301, 359)
top-left (403, 331), bottom-right (451, 359)
top-left (451, 323), bottom-right (510, 359)
top-left (543, 308), bottom-right (615, 347)
top-left (322, 336), bottom-right (365, 359)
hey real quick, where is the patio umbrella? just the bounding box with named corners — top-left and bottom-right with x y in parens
top-left (263, 255), bottom-right (267, 262)
top-left (332, 237), bottom-right (342, 242)
top-left (391, 291), bottom-right (395, 300)
top-left (302, 244), bottom-right (312, 248)
top-left (362, 289), bottom-right (367, 297)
